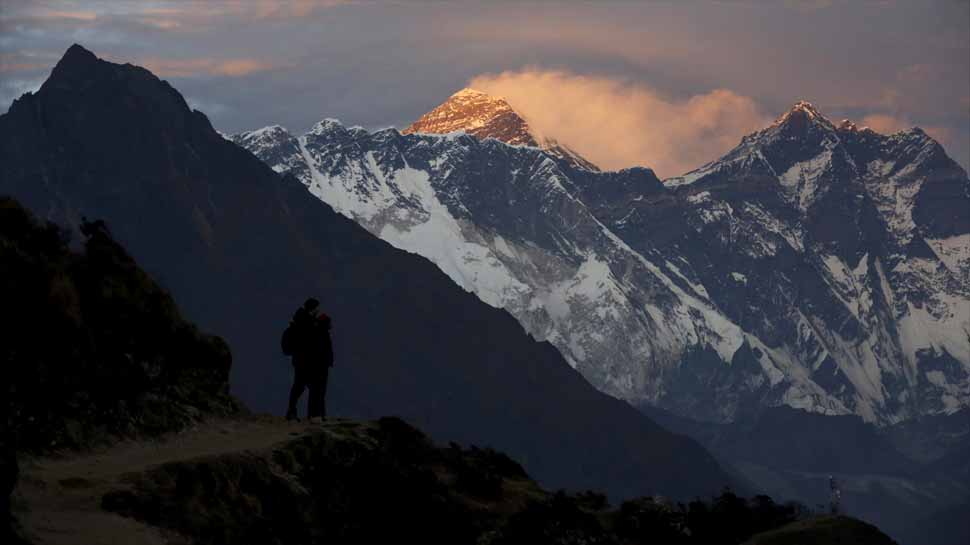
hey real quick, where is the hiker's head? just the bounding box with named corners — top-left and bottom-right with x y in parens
top-left (303, 297), bottom-right (320, 315)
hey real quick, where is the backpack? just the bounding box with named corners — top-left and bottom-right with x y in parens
top-left (281, 324), bottom-right (296, 356)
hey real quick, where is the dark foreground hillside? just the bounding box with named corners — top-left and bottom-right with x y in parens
top-left (0, 197), bottom-right (240, 455)
top-left (1, 196), bottom-right (240, 543)
top-left (11, 413), bottom-right (900, 545)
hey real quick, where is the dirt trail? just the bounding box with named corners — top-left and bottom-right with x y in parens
top-left (13, 415), bottom-right (347, 545)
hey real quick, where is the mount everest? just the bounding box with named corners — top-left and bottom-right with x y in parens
top-left (234, 90), bottom-right (970, 426)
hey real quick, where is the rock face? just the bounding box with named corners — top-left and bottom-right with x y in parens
top-left (238, 97), bottom-right (970, 426)
top-left (0, 44), bottom-right (734, 501)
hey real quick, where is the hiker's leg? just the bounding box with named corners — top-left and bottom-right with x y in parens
top-left (319, 367), bottom-right (330, 419)
top-left (307, 378), bottom-right (321, 419)
top-left (287, 368), bottom-right (306, 419)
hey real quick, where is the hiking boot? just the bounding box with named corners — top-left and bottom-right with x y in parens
top-left (308, 416), bottom-right (324, 424)
top-left (285, 409), bottom-right (299, 422)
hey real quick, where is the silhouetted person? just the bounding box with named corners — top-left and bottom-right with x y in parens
top-left (283, 298), bottom-right (334, 422)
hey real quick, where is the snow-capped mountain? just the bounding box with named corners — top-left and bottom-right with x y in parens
top-left (403, 88), bottom-right (600, 171)
top-left (234, 99), bottom-right (970, 426)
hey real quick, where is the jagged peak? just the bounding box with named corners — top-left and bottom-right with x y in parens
top-left (59, 43), bottom-right (98, 66)
top-left (308, 117), bottom-right (345, 135)
top-left (435, 88), bottom-right (516, 113)
top-left (403, 87), bottom-right (599, 169)
top-left (44, 44), bottom-right (102, 88)
top-left (838, 119), bottom-right (859, 132)
top-left (790, 100), bottom-right (823, 116)
top-left (773, 100), bottom-right (834, 129)
top-left (248, 124), bottom-right (290, 136)
top-left (450, 87), bottom-right (495, 100)
top-left (231, 125), bottom-right (294, 146)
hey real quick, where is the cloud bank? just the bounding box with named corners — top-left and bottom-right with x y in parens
top-left (470, 70), bottom-right (769, 178)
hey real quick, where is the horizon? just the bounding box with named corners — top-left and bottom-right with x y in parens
top-left (1, 1), bottom-right (968, 177)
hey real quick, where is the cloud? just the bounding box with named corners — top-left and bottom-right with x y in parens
top-left (110, 1), bottom-right (349, 25)
top-left (134, 57), bottom-right (278, 78)
top-left (859, 113), bottom-right (955, 151)
top-left (0, 53), bottom-right (49, 72)
top-left (859, 114), bottom-right (910, 134)
top-left (34, 10), bottom-right (98, 21)
top-left (210, 59), bottom-right (276, 77)
top-left (469, 69), bottom-right (769, 178)
top-left (0, 76), bottom-right (44, 113)
top-left (187, 97), bottom-right (230, 117)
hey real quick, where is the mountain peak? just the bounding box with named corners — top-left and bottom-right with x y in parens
top-left (403, 87), bottom-right (535, 145)
top-left (838, 119), bottom-right (859, 132)
top-left (790, 99), bottom-right (823, 116)
top-left (450, 87), bottom-right (494, 100)
top-left (61, 43), bottom-right (98, 65)
top-left (44, 44), bottom-right (101, 88)
top-left (773, 99), bottom-right (834, 130)
top-left (404, 88), bottom-right (599, 170)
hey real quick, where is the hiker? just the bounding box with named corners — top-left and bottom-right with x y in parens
top-left (282, 298), bottom-right (334, 422)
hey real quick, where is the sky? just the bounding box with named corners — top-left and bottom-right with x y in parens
top-left (1, 0), bottom-right (968, 177)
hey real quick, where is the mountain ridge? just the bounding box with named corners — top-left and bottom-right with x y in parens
top-left (237, 95), bottom-right (970, 427)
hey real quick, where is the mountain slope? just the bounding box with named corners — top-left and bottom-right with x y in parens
top-left (0, 44), bottom-right (733, 501)
top-left (239, 99), bottom-right (970, 426)
top-left (237, 120), bottom-right (747, 412)
top-left (628, 102), bottom-right (970, 423)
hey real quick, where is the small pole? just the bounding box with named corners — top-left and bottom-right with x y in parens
top-left (829, 475), bottom-right (841, 515)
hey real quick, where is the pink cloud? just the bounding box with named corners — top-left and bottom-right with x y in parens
top-left (35, 10), bottom-right (98, 21)
top-left (469, 69), bottom-right (769, 178)
top-left (860, 113), bottom-right (953, 144)
top-left (859, 114), bottom-right (911, 134)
